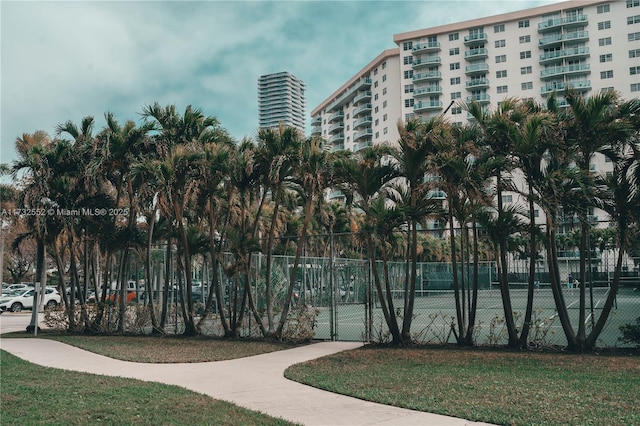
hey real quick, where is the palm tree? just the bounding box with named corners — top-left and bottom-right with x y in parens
top-left (564, 89), bottom-right (633, 347)
top-left (333, 145), bottom-right (402, 344)
top-left (466, 99), bottom-right (523, 347)
top-left (142, 103), bottom-right (226, 336)
top-left (394, 118), bottom-right (446, 343)
top-left (254, 125), bottom-right (302, 336)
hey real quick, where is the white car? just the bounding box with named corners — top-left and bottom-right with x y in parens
top-left (0, 287), bottom-right (61, 313)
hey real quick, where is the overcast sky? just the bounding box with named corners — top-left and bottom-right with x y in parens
top-left (1, 0), bottom-right (563, 170)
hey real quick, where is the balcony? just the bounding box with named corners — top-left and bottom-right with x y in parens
top-left (540, 80), bottom-right (591, 96)
top-left (428, 189), bottom-right (447, 199)
top-left (355, 140), bottom-right (372, 152)
top-left (538, 14), bottom-right (588, 32)
top-left (540, 63), bottom-right (590, 80)
top-left (412, 56), bottom-right (441, 69)
top-left (354, 128), bottom-right (373, 141)
top-left (311, 116), bottom-right (322, 125)
top-left (414, 100), bottom-right (443, 112)
top-left (466, 94), bottom-right (490, 104)
top-left (413, 71), bottom-right (442, 83)
top-left (464, 48), bottom-right (489, 60)
top-left (328, 122), bottom-right (344, 133)
top-left (353, 90), bottom-right (372, 104)
top-left (463, 32), bottom-right (488, 45)
top-left (354, 78), bottom-right (372, 90)
top-left (539, 30), bottom-right (589, 47)
top-left (412, 41), bottom-right (441, 54)
top-left (328, 111), bottom-right (344, 122)
top-left (353, 103), bottom-right (372, 117)
top-left (311, 126), bottom-right (321, 136)
top-left (539, 46), bottom-right (590, 64)
top-left (466, 78), bottom-right (490, 89)
top-left (330, 143), bottom-right (344, 152)
top-left (329, 133), bottom-right (344, 143)
top-left (464, 63), bottom-right (489, 75)
top-left (413, 86), bottom-right (442, 97)
top-left (353, 116), bottom-right (372, 129)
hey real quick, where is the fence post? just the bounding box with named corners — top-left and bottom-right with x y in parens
top-left (329, 230), bottom-right (336, 341)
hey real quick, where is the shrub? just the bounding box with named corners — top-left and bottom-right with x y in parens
top-left (619, 317), bottom-right (640, 347)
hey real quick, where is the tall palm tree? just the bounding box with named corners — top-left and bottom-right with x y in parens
top-left (333, 145), bottom-right (402, 344)
top-left (254, 125), bottom-right (302, 336)
top-left (564, 89), bottom-right (633, 347)
top-left (466, 99), bottom-right (523, 347)
top-left (394, 118), bottom-right (446, 343)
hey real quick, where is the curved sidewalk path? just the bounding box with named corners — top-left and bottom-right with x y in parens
top-left (1, 315), bottom-right (492, 426)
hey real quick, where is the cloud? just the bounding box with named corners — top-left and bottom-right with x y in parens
top-left (1, 0), bottom-right (564, 172)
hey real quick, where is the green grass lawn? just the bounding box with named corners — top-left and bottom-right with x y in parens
top-left (37, 332), bottom-right (301, 362)
top-left (285, 345), bottom-right (640, 426)
top-left (0, 350), bottom-right (296, 425)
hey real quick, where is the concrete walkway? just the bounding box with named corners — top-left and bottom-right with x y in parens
top-left (1, 314), bottom-right (492, 426)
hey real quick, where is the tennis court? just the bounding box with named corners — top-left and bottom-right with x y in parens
top-left (313, 286), bottom-right (640, 347)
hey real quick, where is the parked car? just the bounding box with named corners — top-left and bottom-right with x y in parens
top-left (0, 287), bottom-right (61, 313)
top-left (3, 283), bottom-right (30, 293)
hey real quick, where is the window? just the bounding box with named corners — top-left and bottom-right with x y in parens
top-left (629, 32), bottom-right (640, 41)
top-left (404, 84), bottom-right (414, 93)
top-left (375, 119), bottom-right (379, 126)
top-left (496, 54), bottom-right (507, 63)
top-left (382, 75), bottom-right (387, 82)
top-left (519, 35), bottom-right (531, 43)
top-left (496, 70), bottom-right (507, 78)
top-left (518, 19), bottom-right (530, 28)
top-left (632, 83), bottom-right (640, 92)
top-left (451, 76), bottom-right (461, 85)
top-left (602, 87), bottom-right (615, 93)
top-left (598, 21), bottom-right (611, 30)
top-left (630, 48), bottom-right (640, 57)
top-left (404, 70), bottom-right (413, 79)
top-left (589, 163), bottom-right (596, 172)
top-left (383, 100), bottom-right (387, 108)
top-left (383, 127), bottom-right (388, 135)
top-left (382, 87), bottom-right (387, 95)
top-left (383, 114), bottom-right (387, 122)
top-left (452, 107), bottom-right (462, 115)
top-left (373, 68), bottom-right (378, 76)
top-left (497, 85), bottom-right (508, 93)
top-left (375, 106), bottom-right (379, 113)
top-left (631, 66), bottom-right (640, 75)
top-left (450, 62), bottom-right (460, 70)
top-left (403, 41), bottom-right (413, 50)
top-left (599, 37), bottom-right (612, 46)
top-left (374, 94), bottom-right (379, 101)
top-left (520, 66), bottom-right (532, 74)
top-left (451, 92), bottom-right (461, 100)
top-left (600, 70), bottom-right (614, 79)
top-left (628, 0), bottom-right (640, 7)
top-left (405, 113), bottom-right (414, 121)
top-left (600, 53), bottom-right (613, 62)
top-left (494, 24), bottom-right (505, 33)
top-left (502, 194), bottom-right (513, 203)
top-left (597, 4), bottom-right (610, 13)
top-left (403, 55), bottom-right (412, 65)
top-left (374, 81), bottom-right (378, 88)
top-left (404, 99), bottom-right (414, 107)
top-left (382, 62), bottom-right (386, 69)
top-left (628, 15), bottom-right (640, 24)
top-left (521, 81), bottom-right (533, 90)
top-left (449, 32), bottom-right (459, 41)
top-left (520, 51), bottom-right (531, 59)
top-left (495, 39), bottom-right (506, 48)
top-left (450, 47), bottom-right (460, 56)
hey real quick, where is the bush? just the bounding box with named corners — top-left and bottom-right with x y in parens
top-left (619, 317), bottom-right (640, 347)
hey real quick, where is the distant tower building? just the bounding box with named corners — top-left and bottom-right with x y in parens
top-left (258, 71), bottom-right (306, 134)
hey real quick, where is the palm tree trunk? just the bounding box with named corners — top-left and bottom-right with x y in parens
top-left (519, 191), bottom-right (537, 347)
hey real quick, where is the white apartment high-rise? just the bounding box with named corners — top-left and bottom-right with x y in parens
top-left (394, 0), bottom-right (639, 125)
top-left (258, 71), bottom-right (307, 134)
top-left (312, 0), bottom-right (640, 210)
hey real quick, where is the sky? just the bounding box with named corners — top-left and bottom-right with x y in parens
top-left (1, 0), bottom-right (565, 171)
